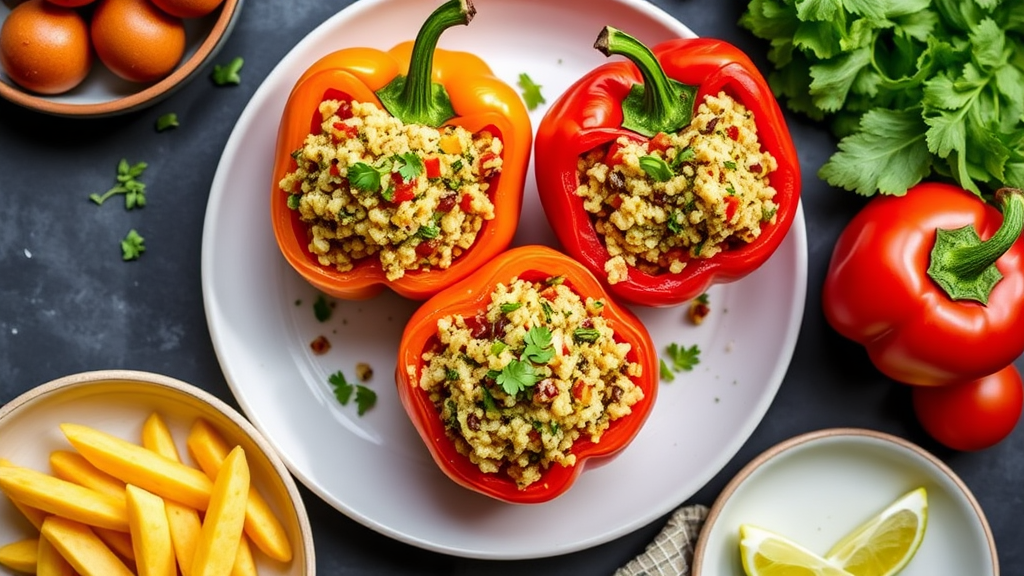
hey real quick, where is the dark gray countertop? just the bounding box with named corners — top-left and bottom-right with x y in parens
top-left (1, 0), bottom-right (1020, 573)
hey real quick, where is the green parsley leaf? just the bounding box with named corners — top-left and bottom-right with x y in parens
top-left (355, 385), bottom-right (377, 415)
top-left (415, 225), bottom-right (439, 240)
top-left (522, 326), bottom-right (554, 364)
top-left (659, 358), bottom-right (675, 382)
top-left (313, 294), bottom-right (332, 322)
top-left (490, 341), bottom-right (508, 355)
top-left (329, 370), bottom-right (354, 405)
top-left (348, 162), bottom-right (385, 193)
top-left (639, 155), bottom-right (673, 182)
top-left (496, 359), bottom-right (538, 395)
top-left (517, 73), bottom-right (546, 110)
top-left (120, 229), bottom-right (145, 261)
top-left (155, 113), bottom-right (179, 132)
top-left (90, 159), bottom-right (148, 209)
top-left (287, 194), bottom-right (301, 210)
top-left (665, 342), bottom-right (701, 372)
top-left (393, 152), bottom-right (424, 182)
top-left (212, 57), bottom-right (244, 86)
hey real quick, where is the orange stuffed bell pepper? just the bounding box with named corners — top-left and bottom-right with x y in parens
top-left (271, 0), bottom-right (531, 301)
top-left (396, 245), bottom-right (658, 504)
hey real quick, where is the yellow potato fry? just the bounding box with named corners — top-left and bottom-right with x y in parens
top-left (141, 412), bottom-right (183, 462)
top-left (0, 458), bottom-right (47, 530)
top-left (231, 534), bottom-right (257, 576)
top-left (188, 418), bottom-right (293, 562)
top-left (0, 462), bottom-right (129, 532)
top-left (50, 450), bottom-right (127, 499)
top-left (141, 412), bottom-right (202, 576)
top-left (37, 534), bottom-right (75, 576)
top-left (126, 484), bottom-right (175, 576)
top-left (95, 527), bottom-right (135, 562)
top-left (191, 446), bottom-right (249, 576)
top-left (0, 538), bottom-right (37, 573)
top-left (40, 516), bottom-right (134, 576)
top-left (61, 423), bottom-right (213, 511)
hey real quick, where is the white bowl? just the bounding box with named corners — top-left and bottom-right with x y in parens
top-left (692, 428), bottom-right (997, 576)
top-left (0, 369), bottom-right (314, 575)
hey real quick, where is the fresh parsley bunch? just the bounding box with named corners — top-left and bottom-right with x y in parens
top-left (740, 0), bottom-right (1024, 197)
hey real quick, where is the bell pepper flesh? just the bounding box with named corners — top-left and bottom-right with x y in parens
top-left (823, 183), bottom-right (1024, 386)
top-left (534, 33), bottom-right (801, 308)
top-left (395, 245), bottom-right (658, 504)
top-left (271, 0), bottom-right (531, 301)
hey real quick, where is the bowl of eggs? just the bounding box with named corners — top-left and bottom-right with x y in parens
top-left (0, 0), bottom-right (241, 117)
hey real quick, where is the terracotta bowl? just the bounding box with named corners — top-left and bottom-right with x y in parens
top-left (0, 0), bottom-right (242, 117)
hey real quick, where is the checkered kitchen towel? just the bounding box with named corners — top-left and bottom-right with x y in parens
top-left (615, 504), bottom-right (710, 576)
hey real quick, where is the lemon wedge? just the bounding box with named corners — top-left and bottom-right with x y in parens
top-left (824, 487), bottom-right (928, 576)
top-left (739, 524), bottom-right (854, 576)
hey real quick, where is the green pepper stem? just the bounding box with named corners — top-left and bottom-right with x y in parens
top-left (927, 188), bottom-right (1024, 304)
top-left (594, 26), bottom-right (694, 137)
top-left (376, 0), bottom-right (474, 127)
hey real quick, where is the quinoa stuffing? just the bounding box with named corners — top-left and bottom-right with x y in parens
top-left (576, 91), bottom-right (779, 284)
top-left (415, 275), bottom-right (644, 489)
top-left (279, 99), bottom-right (503, 281)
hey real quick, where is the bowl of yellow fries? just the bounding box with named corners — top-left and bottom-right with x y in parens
top-left (0, 369), bottom-right (314, 575)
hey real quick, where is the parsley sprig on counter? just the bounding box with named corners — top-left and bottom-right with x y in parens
top-left (90, 159), bottom-right (148, 209)
top-left (329, 370), bottom-right (377, 416)
top-left (659, 342), bottom-right (700, 382)
top-left (740, 0), bottom-right (1024, 196)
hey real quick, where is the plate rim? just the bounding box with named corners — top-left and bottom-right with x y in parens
top-left (200, 0), bottom-right (809, 559)
top-left (690, 427), bottom-right (999, 575)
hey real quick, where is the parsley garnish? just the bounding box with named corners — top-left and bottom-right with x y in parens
top-left (90, 159), bottom-right (148, 209)
top-left (313, 294), bottom-right (332, 322)
top-left (522, 326), bottom-right (554, 364)
top-left (659, 358), bottom-right (675, 382)
top-left (499, 302), bottom-right (522, 313)
top-left (639, 155), bottom-right (673, 182)
top-left (660, 343), bottom-right (701, 381)
top-left (211, 57), bottom-right (244, 86)
top-left (348, 162), bottom-right (385, 193)
top-left (496, 359), bottom-right (537, 396)
top-left (120, 229), bottom-right (145, 261)
top-left (328, 370), bottom-right (377, 415)
top-left (394, 152), bottom-right (424, 182)
top-left (415, 225), bottom-right (440, 240)
top-left (155, 113), bottom-right (179, 132)
top-left (348, 154), bottom-right (423, 195)
top-left (287, 194), bottom-right (301, 210)
top-left (517, 73), bottom-right (546, 111)
top-left (490, 341), bottom-right (508, 355)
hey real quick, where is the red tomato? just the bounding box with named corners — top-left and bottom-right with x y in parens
top-left (0, 0), bottom-right (92, 94)
top-left (912, 365), bottom-right (1023, 451)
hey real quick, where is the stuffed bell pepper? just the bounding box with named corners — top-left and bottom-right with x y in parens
top-left (396, 245), bottom-right (658, 504)
top-left (271, 0), bottom-right (531, 301)
top-left (535, 27), bottom-right (800, 307)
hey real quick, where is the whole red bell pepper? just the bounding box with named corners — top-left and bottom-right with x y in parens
top-left (534, 27), bottom-right (801, 307)
top-left (823, 183), bottom-right (1024, 386)
top-left (395, 245), bottom-right (658, 504)
top-left (271, 0), bottom-right (531, 301)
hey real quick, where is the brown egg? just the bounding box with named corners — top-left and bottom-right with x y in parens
top-left (0, 0), bottom-right (93, 94)
top-left (90, 0), bottom-right (185, 83)
top-left (149, 0), bottom-right (224, 19)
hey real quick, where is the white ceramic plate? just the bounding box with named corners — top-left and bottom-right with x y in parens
top-left (0, 370), bottom-right (314, 576)
top-left (692, 428), bottom-right (998, 575)
top-left (201, 0), bottom-right (808, 559)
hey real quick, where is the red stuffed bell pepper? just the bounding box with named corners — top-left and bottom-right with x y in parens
top-left (396, 245), bottom-right (658, 504)
top-left (823, 183), bottom-right (1024, 386)
top-left (271, 0), bottom-right (531, 301)
top-left (534, 27), bottom-right (800, 307)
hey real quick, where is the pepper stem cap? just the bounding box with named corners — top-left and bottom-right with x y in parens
top-left (376, 0), bottom-right (474, 127)
top-left (927, 187), bottom-right (1024, 304)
